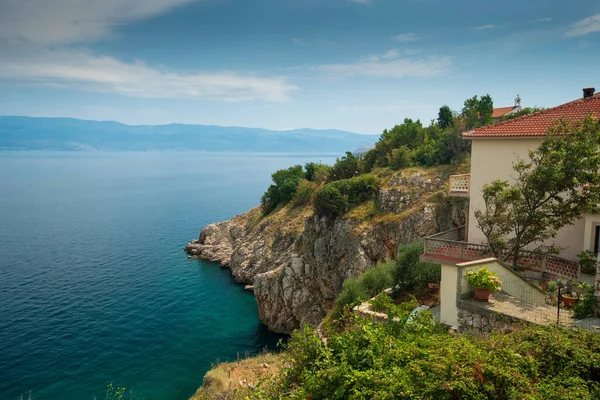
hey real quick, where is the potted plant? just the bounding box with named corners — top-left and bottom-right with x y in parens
top-left (561, 281), bottom-right (580, 308)
top-left (467, 268), bottom-right (502, 302)
top-left (561, 291), bottom-right (579, 308)
top-left (545, 280), bottom-right (558, 305)
top-left (577, 250), bottom-right (597, 275)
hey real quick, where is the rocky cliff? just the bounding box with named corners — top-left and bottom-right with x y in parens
top-left (185, 167), bottom-right (466, 333)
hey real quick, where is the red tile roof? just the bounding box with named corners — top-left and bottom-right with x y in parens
top-left (492, 106), bottom-right (517, 118)
top-left (464, 93), bottom-right (600, 138)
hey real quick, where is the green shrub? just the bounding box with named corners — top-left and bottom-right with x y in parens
top-left (313, 174), bottom-right (380, 218)
top-left (328, 151), bottom-right (361, 182)
top-left (332, 279), bottom-right (368, 317)
top-left (393, 241), bottom-right (441, 294)
top-left (304, 162), bottom-right (332, 184)
top-left (388, 146), bottom-right (412, 170)
top-left (313, 185), bottom-right (349, 218)
top-left (260, 165), bottom-right (306, 214)
top-left (291, 180), bottom-right (317, 208)
top-left (574, 282), bottom-right (599, 319)
top-left (369, 293), bottom-right (396, 313)
top-left (332, 262), bottom-right (395, 317)
top-left (273, 319), bottom-right (600, 399)
top-left (578, 250), bottom-right (597, 275)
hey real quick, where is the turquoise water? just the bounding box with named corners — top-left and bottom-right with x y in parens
top-left (0, 152), bottom-right (336, 400)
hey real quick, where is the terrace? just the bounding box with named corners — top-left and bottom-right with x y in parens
top-left (422, 226), bottom-right (581, 280)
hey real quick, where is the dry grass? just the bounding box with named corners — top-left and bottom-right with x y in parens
top-left (190, 353), bottom-right (286, 400)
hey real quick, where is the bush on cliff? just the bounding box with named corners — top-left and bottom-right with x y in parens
top-left (313, 174), bottom-right (380, 218)
top-left (261, 165), bottom-right (306, 214)
top-left (332, 241), bottom-right (440, 316)
top-left (291, 180), bottom-right (318, 208)
top-left (258, 317), bottom-right (600, 399)
top-left (332, 262), bottom-right (395, 317)
top-left (328, 151), bottom-right (362, 182)
top-left (304, 162), bottom-right (331, 184)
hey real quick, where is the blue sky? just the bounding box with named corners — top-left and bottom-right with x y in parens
top-left (0, 0), bottom-right (599, 134)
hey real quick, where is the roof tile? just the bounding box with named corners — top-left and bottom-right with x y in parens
top-left (464, 93), bottom-right (600, 138)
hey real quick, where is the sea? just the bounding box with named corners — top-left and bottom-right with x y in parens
top-left (0, 152), bottom-right (337, 400)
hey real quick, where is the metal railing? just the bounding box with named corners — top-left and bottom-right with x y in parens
top-left (448, 174), bottom-right (470, 197)
top-left (424, 227), bottom-right (580, 280)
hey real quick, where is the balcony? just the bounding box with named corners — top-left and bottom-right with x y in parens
top-left (422, 227), bottom-right (581, 280)
top-left (448, 174), bottom-right (470, 197)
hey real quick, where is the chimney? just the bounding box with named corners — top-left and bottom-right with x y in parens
top-left (583, 87), bottom-right (595, 98)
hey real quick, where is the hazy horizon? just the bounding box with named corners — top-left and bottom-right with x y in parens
top-left (0, 1), bottom-right (598, 134)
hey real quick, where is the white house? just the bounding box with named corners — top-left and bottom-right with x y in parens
top-left (421, 88), bottom-right (600, 326)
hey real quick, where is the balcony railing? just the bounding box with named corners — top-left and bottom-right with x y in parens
top-left (449, 174), bottom-right (470, 197)
top-left (424, 227), bottom-right (491, 262)
top-left (423, 227), bottom-right (581, 280)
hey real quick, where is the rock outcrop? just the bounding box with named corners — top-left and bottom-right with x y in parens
top-left (185, 169), bottom-right (466, 334)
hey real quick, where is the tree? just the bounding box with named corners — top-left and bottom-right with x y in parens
top-left (437, 105), bottom-right (454, 129)
top-left (477, 94), bottom-right (493, 127)
top-left (474, 117), bottom-right (600, 268)
top-left (261, 165), bottom-right (305, 213)
top-left (462, 94), bottom-right (493, 130)
top-left (329, 152), bottom-right (361, 181)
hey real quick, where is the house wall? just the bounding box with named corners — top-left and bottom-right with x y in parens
top-left (440, 264), bottom-right (459, 326)
top-left (467, 137), bottom-right (587, 261)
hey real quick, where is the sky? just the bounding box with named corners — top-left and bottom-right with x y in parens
top-left (0, 0), bottom-right (599, 134)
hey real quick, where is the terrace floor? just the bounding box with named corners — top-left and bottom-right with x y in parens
top-left (461, 292), bottom-right (575, 327)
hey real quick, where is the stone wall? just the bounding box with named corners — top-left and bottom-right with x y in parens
top-left (457, 308), bottom-right (516, 334)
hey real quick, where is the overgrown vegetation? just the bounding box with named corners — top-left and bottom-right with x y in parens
top-left (332, 241), bottom-right (440, 316)
top-left (313, 174), bottom-right (380, 217)
top-left (260, 93), bottom-right (507, 217)
top-left (574, 282), bottom-right (599, 320)
top-left (257, 317), bottom-right (600, 399)
top-left (500, 106), bottom-right (545, 121)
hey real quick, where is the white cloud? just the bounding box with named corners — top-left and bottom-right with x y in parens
top-left (536, 17), bottom-right (553, 22)
top-left (569, 41), bottom-right (592, 50)
top-left (566, 14), bottom-right (600, 37)
top-left (473, 24), bottom-right (496, 30)
top-left (393, 33), bottom-right (420, 42)
top-left (0, 48), bottom-right (298, 102)
top-left (0, 0), bottom-right (198, 44)
top-left (348, 0), bottom-right (372, 5)
top-left (309, 50), bottom-right (451, 78)
top-left (293, 37), bottom-right (306, 46)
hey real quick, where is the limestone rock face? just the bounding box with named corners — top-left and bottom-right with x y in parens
top-left (185, 177), bottom-right (466, 334)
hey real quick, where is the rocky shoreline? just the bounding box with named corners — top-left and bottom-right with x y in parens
top-left (185, 170), bottom-right (466, 333)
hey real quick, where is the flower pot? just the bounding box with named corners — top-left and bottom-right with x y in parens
top-left (561, 295), bottom-right (579, 308)
top-left (474, 288), bottom-right (491, 302)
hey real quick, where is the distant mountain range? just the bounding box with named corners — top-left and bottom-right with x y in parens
top-left (0, 116), bottom-right (376, 153)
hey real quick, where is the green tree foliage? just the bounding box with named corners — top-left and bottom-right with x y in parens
top-left (304, 162), bottom-right (331, 184)
top-left (388, 146), bottom-right (412, 170)
top-left (291, 180), bottom-right (318, 208)
top-left (437, 105), bottom-right (454, 129)
top-left (462, 94), bottom-right (493, 130)
top-left (332, 262), bottom-right (395, 317)
top-left (475, 117), bottom-right (600, 268)
top-left (329, 152), bottom-right (361, 181)
top-left (392, 241), bottom-right (440, 294)
top-left (269, 319), bottom-right (600, 399)
top-left (333, 241), bottom-right (440, 315)
top-left (313, 175), bottom-right (380, 218)
top-left (501, 106), bottom-right (545, 121)
top-left (261, 165), bottom-right (306, 214)
top-left (363, 94), bottom-right (490, 171)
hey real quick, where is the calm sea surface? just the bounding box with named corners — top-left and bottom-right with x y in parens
top-left (0, 152), bottom-right (336, 400)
